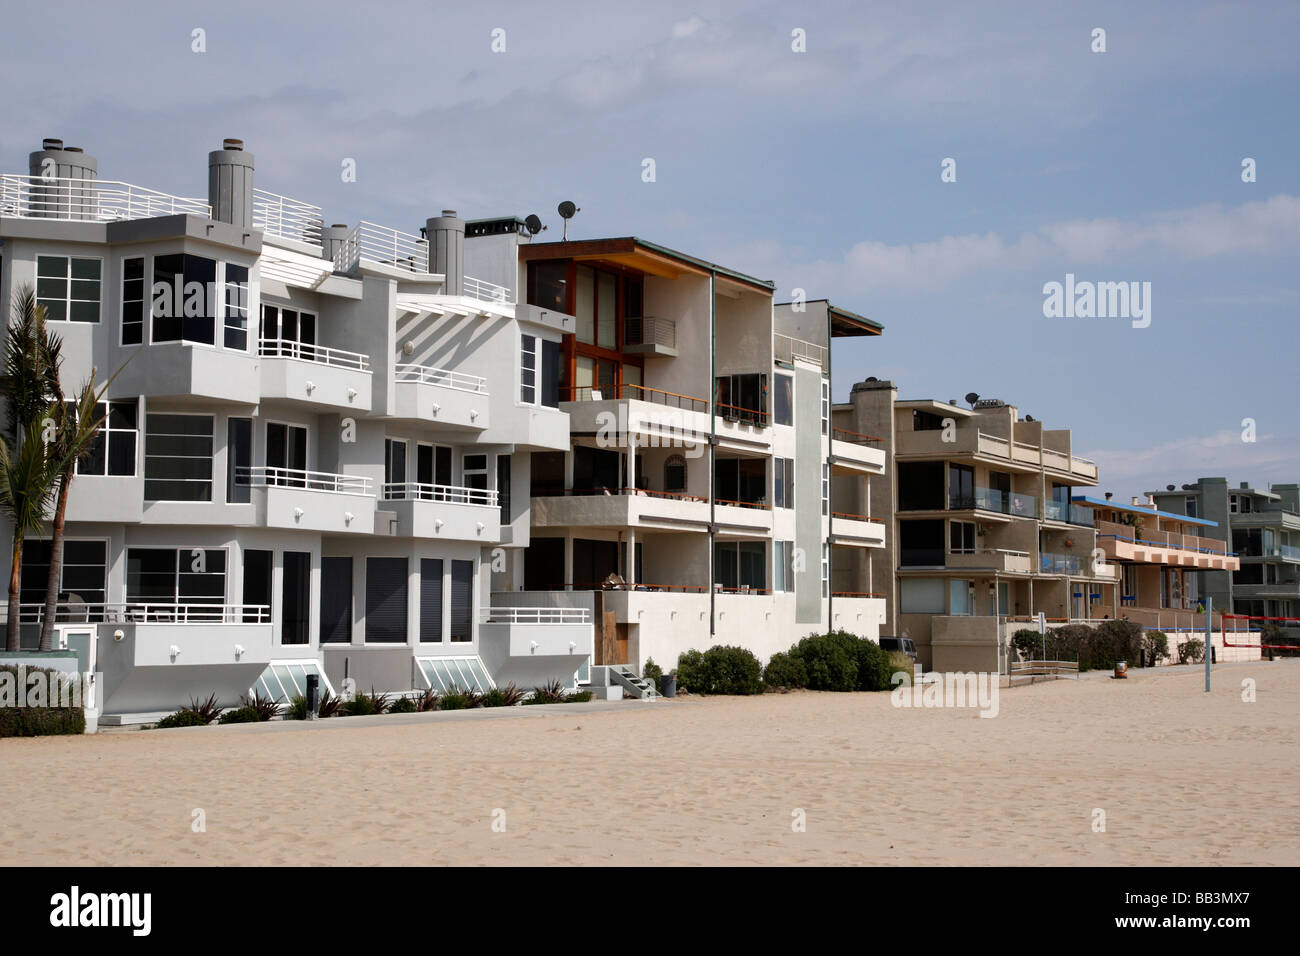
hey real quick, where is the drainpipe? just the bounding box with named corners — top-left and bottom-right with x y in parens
top-left (826, 306), bottom-right (833, 632)
top-left (709, 271), bottom-right (716, 638)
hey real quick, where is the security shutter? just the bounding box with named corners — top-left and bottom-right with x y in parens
top-left (320, 556), bottom-right (352, 643)
top-left (420, 559), bottom-right (444, 643)
top-left (449, 560), bottom-right (473, 642)
top-left (365, 557), bottom-right (408, 644)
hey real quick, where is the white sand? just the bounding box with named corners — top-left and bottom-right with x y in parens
top-left (2, 660), bottom-right (1297, 866)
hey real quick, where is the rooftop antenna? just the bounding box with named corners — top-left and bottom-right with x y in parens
top-left (964, 392), bottom-right (980, 406)
top-left (557, 200), bottom-right (579, 240)
top-left (523, 214), bottom-right (546, 242)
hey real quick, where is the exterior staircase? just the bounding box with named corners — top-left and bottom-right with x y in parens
top-left (609, 665), bottom-right (661, 700)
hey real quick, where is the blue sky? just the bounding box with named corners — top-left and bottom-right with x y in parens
top-left (2, 0), bottom-right (1296, 500)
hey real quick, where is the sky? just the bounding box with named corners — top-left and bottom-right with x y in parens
top-left (1, 0), bottom-right (1296, 502)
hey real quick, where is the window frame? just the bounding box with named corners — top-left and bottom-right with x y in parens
top-left (36, 254), bottom-right (102, 324)
top-left (520, 332), bottom-right (538, 405)
top-left (125, 546), bottom-right (229, 607)
top-left (73, 399), bottom-right (139, 478)
top-left (121, 255), bottom-right (146, 345)
top-left (142, 411), bottom-right (215, 502)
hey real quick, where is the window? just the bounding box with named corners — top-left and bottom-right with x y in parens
top-left (1185, 496), bottom-right (1197, 518)
top-left (37, 255), bottom-right (100, 323)
top-left (121, 257), bottom-right (145, 344)
top-left (320, 557), bottom-right (353, 643)
top-left (227, 417), bottom-right (252, 502)
top-left (774, 541), bottom-right (795, 592)
top-left (420, 558), bottom-right (444, 643)
top-left (144, 414), bottom-right (213, 501)
top-left (266, 422), bottom-right (307, 485)
top-left (527, 260), bottom-right (568, 312)
top-left (714, 457), bottom-right (766, 506)
top-left (821, 544), bottom-right (829, 598)
top-left (913, 409), bottom-right (946, 431)
top-left (948, 464), bottom-right (975, 510)
top-left (715, 373), bottom-right (768, 425)
top-left (365, 557), bottom-right (408, 644)
top-left (281, 552), bottom-right (311, 645)
top-left (127, 548), bottom-right (226, 606)
top-left (450, 560), bottom-right (473, 641)
top-left (520, 333), bottom-right (537, 404)
top-left (20, 539), bottom-right (107, 609)
top-left (774, 457), bottom-right (794, 509)
top-left (714, 541), bottom-right (766, 591)
top-left (497, 455), bottom-right (511, 524)
top-left (76, 400), bottom-right (137, 477)
top-left (152, 253), bottom-right (216, 344)
top-left (541, 339), bottom-right (561, 408)
top-left (900, 578), bottom-right (945, 614)
top-left (385, 439), bottom-right (407, 490)
top-left (242, 549), bottom-right (273, 623)
top-left (463, 454), bottom-right (488, 491)
top-left (774, 374), bottom-right (793, 426)
top-left (897, 461), bottom-right (945, 511)
top-left (949, 520), bottom-right (976, 554)
top-left (224, 264), bottom-right (249, 350)
top-left (664, 454), bottom-right (687, 494)
top-left (949, 580), bottom-right (973, 615)
top-left (820, 380), bottom-right (829, 436)
top-left (900, 520), bottom-right (946, 566)
top-left (415, 443), bottom-right (452, 493)
top-left (822, 463), bottom-right (830, 516)
top-left (260, 304), bottom-right (316, 354)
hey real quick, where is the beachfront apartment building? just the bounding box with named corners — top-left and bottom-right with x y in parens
top-left (451, 233), bottom-right (890, 675)
top-left (1150, 478), bottom-right (1300, 620)
top-left (843, 381), bottom-right (1111, 671)
top-left (0, 138), bottom-right (593, 722)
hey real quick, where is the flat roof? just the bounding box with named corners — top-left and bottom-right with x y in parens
top-left (774, 298), bottom-right (884, 336)
top-left (1072, 495), bottom-right (1219, 527)
top-left (895, 399), bottom-right (974, 418)
top-left (517, 236), bottom-right (775, 294)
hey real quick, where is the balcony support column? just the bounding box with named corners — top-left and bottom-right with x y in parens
top-left (626, 528), bottom-right (637, 586)
top-left (564, 534), bottom-right (574, 591)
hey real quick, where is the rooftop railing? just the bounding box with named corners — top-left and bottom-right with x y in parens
top-left (773, 332), bottom-right (827, 370)
top-left (237, 466), bottom-right (373, 496)
top-left (394, 363), bottom-right (487, 394)
top-left (0, 174), bottom-right (211, 222)
top-left (382, 482), bottom-right (498, 506)
top-left (482, 606), bottom-right (591, 625)
top-left (333, 221), bottom-right (430, 274)
top-left (252, 188), bottom-right (323, 246)
top-left (260, 338), bottom-right (370, 371)
top-left (462, 275), bottom-right (510, 303)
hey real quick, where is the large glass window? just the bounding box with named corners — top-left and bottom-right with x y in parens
top-left (320, 556), bottom-right (353, 643)
top-left (900, 520), bottom-right (945, 567)
top-left (227, 417), bottom-right (252, 503)
top-left (20, 539), bottom-right (107, 609)
top-left (76, 400), bottom-right (137, 477)
top-left (281, 552), bottom-right (311, 645)
top-left (37, 255), bottom-right (100, 323)
top-left (127, 548), bottom-right (226, 606)
top-left (463, 454), bottom-right (488, 491)
top-left (948, 464), bottom-right (975, 510)
top-left (897, 461), bottom-right (945, 511)
top-left (714, 541), bottom-right (767, 591)
top-left (774, 374), bottom-right (793, 426)
top-left (714, 457), bottom-right (766, 506)
top-left (144, 414), bottom-right (213, 501)
top-left (527, 260), bottom-right (567, 312)
top-left (949, 520), bottom-right (976, 554)
top-left (715, 373), bottom-right (768, 425)
top-left (774, 540), bottom-right (795, 592)
top-left (121, 257), bottom-right (145, 344)
top-left (152, 253), bottom-right (217, 344)
top-left (224, 264), bottom-right (249, 350)
top-left (497, 455), bottom-right (511, 524)
top-left (242, 549), bottom-right (272, 622)
top-left (260, 304), bottom-right (316, 356)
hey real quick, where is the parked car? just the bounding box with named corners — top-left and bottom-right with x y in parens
top-left (878, 635), bottom-right (918, 663)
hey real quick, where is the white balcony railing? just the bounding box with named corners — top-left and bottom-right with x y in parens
top-left (333, 221), bottom-right (429, 274)
top-left (382, 482), bottom-right (499, 506)
top-left (0, 174), bottom-right (211, 222)
top-left (463, 275), bottom-right (511, 303)
top-left (259, 338), bottom-right (371, 371)
top-left (237, 466), bottom-right (373, 495)
top-left (482, 606), bottom-right (591, 625)
top-left (773, 332), bottom-right (827, 370)
top-left (624, 315), bottom-right (676, 349)
top-left (253, 188), bottom-right (323, 246)
top-left (2, 602), bottom-right (271, 625)
top-left (394, 363), bottom-right (487, 394)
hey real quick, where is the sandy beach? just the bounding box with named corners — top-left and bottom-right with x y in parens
top-left (2, 660), bottom-right (1297, 866)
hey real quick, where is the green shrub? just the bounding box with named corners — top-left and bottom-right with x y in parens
top-left (0, 664), bottom-right (86, 737)
top-left (852, 634), bottom-right (894, 691)
top-left (482, 683), bottom-right (525, 707)
top-left (342, 688), bottom-right (391, 717)
top-left (1143, 630), bottom-right (1170, 666)
top-left (1178, 638), bottom-right (1205, 665)
top-left (886, 651), bottom-right (915, 680)
top-left (673, 645), bottom-right (762, 695)
top-left (217, 705), bottom-right (260, 724)
top-left (1012, 628), bottom-right (1044, 662)
top-left (788, 633), bottom-right (857, 691)
top-left (440, 688), bottom-right (469, 710)
top-left (388, 696), bottom-right (417, 714)
top-left (155, 708), bottom-right (208, 729)
top-left (288, 695), bottom-right (309, 720)
top-left (642, 658), bottom-right (663, 685)
top-left (564, 690), bottom-right (593, 703)
top-left (525, 679), bottom-right (569, 704)
top-left (762, 651), bottom-right (807, 689)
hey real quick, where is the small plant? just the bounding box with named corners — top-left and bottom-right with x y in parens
top-left (185, 692), bottom-right (223, 724)
top-left (642, 658), bottom-right (663, 685)
top-left (317, 692), bottom-right (343, 719)
top-left (1178, 638), bottom-right (1205, 665)
top-left (217, 705), bottom-right (260, 724)
top-left (389, 696), bottom-right (417, 714)
top-left (288, 694), bottom-right (309, 720)
top-left (244, 690), bottom-right (282, 721)
top-left (1143, 630), bottom-right (1170, 666)
top-left (482, 683), bottom-right (525, 707)
top-left (154, 708), bottom-right (209, 729)
top-left (563, 690), bottom-right (593, 703)
top-left (886, 651), bottom-right (915, 679)
top-left (343, 688), bottom-right (392, 717)
top-left (527, 679), bottom-right (568, 704)
top-left (440, 687), bottom-right (469, 710)
top-left (414, 687), bottom-right (440, 712)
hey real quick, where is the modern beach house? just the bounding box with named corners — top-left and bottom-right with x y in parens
top-left (450, 235), bottom-right (890, 676)
top-left (0, 138), bottom-right (593, 722)
top-left (845, 382), bottom-right (1112, 671)
top-left (1150, 478), bottom-right (1300, 621)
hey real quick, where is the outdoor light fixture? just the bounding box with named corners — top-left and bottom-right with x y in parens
top-left (347, 387), bottom-right (357, 400)
top-left (431, 403), bottom-right (440, 415)
top-left (113, 629), bottom-right (124, 642)
top-left (344, 511), bottom-right (355, 524)
top-left (435, 519), bottom-right (444, 531)
top-left (234, 644), bottom-right (245, 659)
top-left (470, 409), bottom-right (479, 420)
top-left (294, 507), bottom-right (304, 521)
top-left (169, 645), bottom-right (181, 657)
top-left (530, 641), bottom-right (539, 654)
top-left (306, 380), bottom-right (317, 393)
top-left (403, 341), bottom-right (414, 355)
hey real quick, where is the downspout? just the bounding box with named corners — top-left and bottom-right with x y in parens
top-left (826, 306), bottom-right (833, 632)
top-left (709, 270), bottom-right (716, 638)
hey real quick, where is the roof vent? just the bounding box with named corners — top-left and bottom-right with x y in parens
top-left (42, 138), bottom-right (64, 150)
top-left (973, 398), bottom-right (1006, 409)
top-left (223, 138), bottom-right (244, 151)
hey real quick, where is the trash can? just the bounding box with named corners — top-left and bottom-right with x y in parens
top-left (1113, 660), bottom-right (1128, 679)
top-left (306, 673), bottom-right (319, 719)
top-left (659, 674), bottom-right (677, 698)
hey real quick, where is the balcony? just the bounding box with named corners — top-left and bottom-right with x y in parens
top-left (713, 497), bottom-right (772, 533)
top-left (259, 339), bottom-right (372, 412)
top-left (773, 332), bottom-right (827, 371)
top-left (531, 488), bottom-right (710, 532)
top-left (252, 188), bottom-right (323, 249)
top-left (947, 548), bottom-right (1033, 574)
top-left (960, 487), bottom-right (1038, 518)
top-left (831, 512), bottom-right (887, 548)
top-left (896, 428), bottom-right (1098, 482)
top-left (0, 174), bottom-right (210, 222)
top-left (114, 341), bottom-right (259, 405)
top-left (392, 363), bottom-right (489, 430)
top-left (333, 221), bottom-right (431, 277)
top-left (561, 384), bottom-right (711, 448)
top-left (1039, 551), bottom-right (1083, 575)
top-left (1043, 500), bottom-right (1094, 526)
top-left (463, 275), bottom-right (511, 304)
top-left (382, 482), bottom-right (500, 541)
top-left (238, 466), bottom-right (376, 534)
top-left (831, 428), bottom-right (886, 474)
top-left (479, 605), bottom-right (596, 688)
top-left (623, 316), bottom-right (678, 357)
top-left (1095, 520), bottom-right (1239, 570)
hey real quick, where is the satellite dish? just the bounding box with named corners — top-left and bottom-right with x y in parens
top-left (1024, 414), bottom-right (1034, 422)
top-left (557, 200), bottom-right (580, 239)
top-left (964, 392), bottom-right (980, 405)
top-left (524, 214), bottom-right (545, 239)
top-left (1166, 485), bottom-right (1176, 491)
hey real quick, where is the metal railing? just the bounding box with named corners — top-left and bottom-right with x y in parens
top-left (966, 487), bottom-right (1038, 517)
top-left (773, 332), bottom-right (827, 369)
top-left (716, 401), bottom-right (770, 427)
top-left (252, 188), bottom-right (323, 245)
top-left (1039, 551), bottom-right (1082, 574)
top-left (260, 338), bottom-right (370, 371)
top-left (561, 383), bottom-right (708, 412)
top-left (394, 363), bottom-right (487, 394)
top-left (462, 275), bottom-right (510, 303)
top-left (482, 606), bottom-right (591, 625)
top-left (832, 427), bottom-right (883, 445)
top-left (1043, 500), bottom-right (1094, 525)
top-left (237, 466), bottom-right (373, 495)
top-left (333, 221), bottom-right (429, 274)
top-left (1, 602), bottom-right (271, 625)
top-left (382, 482), bottom-right (498, 506)
top-left (0, 174), bottom-right (211, 222)
top-left (624, 316), bottom-right (676, 349)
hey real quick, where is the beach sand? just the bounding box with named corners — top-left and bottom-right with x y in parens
top-left (2, 660), bottom-right (1297, 866)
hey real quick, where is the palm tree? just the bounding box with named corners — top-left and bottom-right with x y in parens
top-left (38, 378), bottom-right (109, 651)
top-left (1, 287), bottom-right (61, 441)
top-left (1, 406), bottom-right (61, 650)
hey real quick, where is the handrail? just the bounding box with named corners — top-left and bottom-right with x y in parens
top-left (529, 582), bottom-right (710, 593)
top-left (713, 496), bottom-right (772, 510)
top-left (383, 482), bottom-right (498, 506)
top-left (252, 188), bottom-right (323, 246)
top-left (394, 363), bottom-right (487, 394)
top-left (482, 606), bottom-right (590, 624)
top-left (535, 487), bottom-right (707, 502)
top-left (831, 591), bottom-right (886, 598)
top-left (1, 602), bottom-right (271, 625)
top-left (1096, 532), bottom-right (1233, 557)
top-left (773, 332), bottom-right (827, 369)
top-left (237, 466), bottom-right (372, 495)
top-left (715, 400), bottom-right (770, 426)
top-left (462, 275), bottom-right (511, 303)
top-left (260, 338), bottom-right (370, 371)
top-left (334, 221), bottom-right (430, 274)
top-left (561, 383), bottom-right (708, 412)
top-left (0, 174), bottom-right (211, 222)
top-left (832, 511), bottom-right (884, 523)
top-left (832, 427), bottom-right (883, 445)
